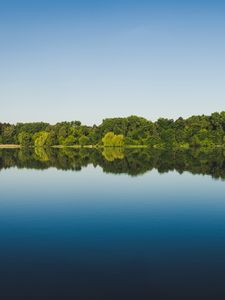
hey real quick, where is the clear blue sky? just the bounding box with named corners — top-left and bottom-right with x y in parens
top-left (1, 0), bottom-right (224, 124)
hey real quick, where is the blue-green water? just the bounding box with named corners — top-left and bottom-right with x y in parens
top-left (0, 149), bottom-right (225, 299)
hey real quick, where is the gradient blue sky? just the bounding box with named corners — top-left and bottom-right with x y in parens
top-left (1, 0), bottom-right (225, 125)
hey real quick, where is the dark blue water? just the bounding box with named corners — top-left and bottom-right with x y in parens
top-left (1, 160), bottom-right (225, 299)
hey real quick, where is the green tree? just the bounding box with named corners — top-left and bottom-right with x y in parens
top-left (190, 135), bottom-right (201, 147)
top-left (18, 132), bottom-right (33, 147)
top-left (45, 131), bottom-right (58, 146)
top-left (112, 134), bottom-right (124, 147)
top-left (1, 111), bottom-right (225, 149)
top-left (102, 132), bottom-right (124, 147)
top-left (34, 132), bottom-right (49, 147)
top-left (102, 132), bottom-right (115, 146)
top-left (79, 135), bottom-right (89, 146)
top-left (2, 125), bottom-right (16, 144)
top-left (63, 135), bottom-right (75, 146)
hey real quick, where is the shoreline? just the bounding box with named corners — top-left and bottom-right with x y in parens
top-left (0, 144), bottom-right (224, 150)
top-left (0, 145), bottom-right (21, 149)
top-left (52, 145), bottom-right (148, 149)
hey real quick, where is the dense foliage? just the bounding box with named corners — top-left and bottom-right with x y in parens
top-left (1, 112), bottom-right (225, 148)
top-left (102, 132), bottom-right (124, 147)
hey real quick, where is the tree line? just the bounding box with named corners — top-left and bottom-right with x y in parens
top-left (1, 112), bottom-right (225, 148)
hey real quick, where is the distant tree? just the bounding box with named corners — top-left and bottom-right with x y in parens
top-left (71, 121), bottom-right (81, 127)
top-left (45, 131), bottom-right (58, 146)
top-left (58, 126), bottom-right (67, 139)
top-left (18, 132), bottom-right (33, 147)
top-left (2, 125), bottom-right (16, 144)
top-left (102, 132), bottom-right (115, 146)
top-left (112, 134), bottom-right (124, 147)
top-left (102, 132), bottom-right (124, 147)
top-left (63, 135), bottom-right (75, 146)
top-left (34, 132), bottom-right (49, 147)
top-left (124, 137), bottom-right (139, 145)
top-left (190, 135), bottom-right (201, 148)
top-left (79, 135), bottom-right (89, 146)
top-left (1, 111), bottom-right (225, 149)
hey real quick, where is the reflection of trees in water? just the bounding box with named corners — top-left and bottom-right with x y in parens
top-left (35, 147), bottom-right (49, 161)
top-left (0, 147), bottom-right (225, 180)
top-left (102, 147), bottom-right (124, 161)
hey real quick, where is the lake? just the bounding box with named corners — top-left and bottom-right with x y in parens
top-left (0, 148), bottom-right (225, 299)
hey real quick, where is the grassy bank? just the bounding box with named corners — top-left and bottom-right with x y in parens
top-left (0, 144), bottom-right (21, 149)
top-left (52, 144), bottom-right (148, 149)
top-left (1, 144), bottom-right (224, 150)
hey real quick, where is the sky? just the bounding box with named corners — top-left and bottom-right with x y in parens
top-left (0, 0), bottom-right (225, 125)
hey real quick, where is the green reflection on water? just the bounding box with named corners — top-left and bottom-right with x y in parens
top-left (0, 147), bottom-right (225, 180)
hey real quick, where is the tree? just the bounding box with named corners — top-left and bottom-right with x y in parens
top-left (102, 132), bottom-right (115, 146)
top-left (34, 132), bottom-right (49, 147)
top-left (190, 135), bottom-right (201, 147)
top-left (63, 135), bottom-right (75, 146)
top-left (79, 135), bottom-right (89, 146)
top-left (2, 125), bottom-right (16, 144)
top-left (45, 131), bottom-right (58, 146)
top-left (102, 132), bottom-right (124, 147)
top-left (18, 132), bottom-right (33, 147)
top-left (1, 112), bottom-right (225, 149)
top-left (112, 134), bottom-right (124, 147)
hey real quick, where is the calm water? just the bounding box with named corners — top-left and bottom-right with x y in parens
top-left (0, 148), bottom-right (225, 299)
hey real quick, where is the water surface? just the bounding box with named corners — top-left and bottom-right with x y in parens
top-left (0, 148), bottom-right (225, 299)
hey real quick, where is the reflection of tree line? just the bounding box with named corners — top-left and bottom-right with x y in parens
top-left (0, 148), bottom-right (225, 180)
